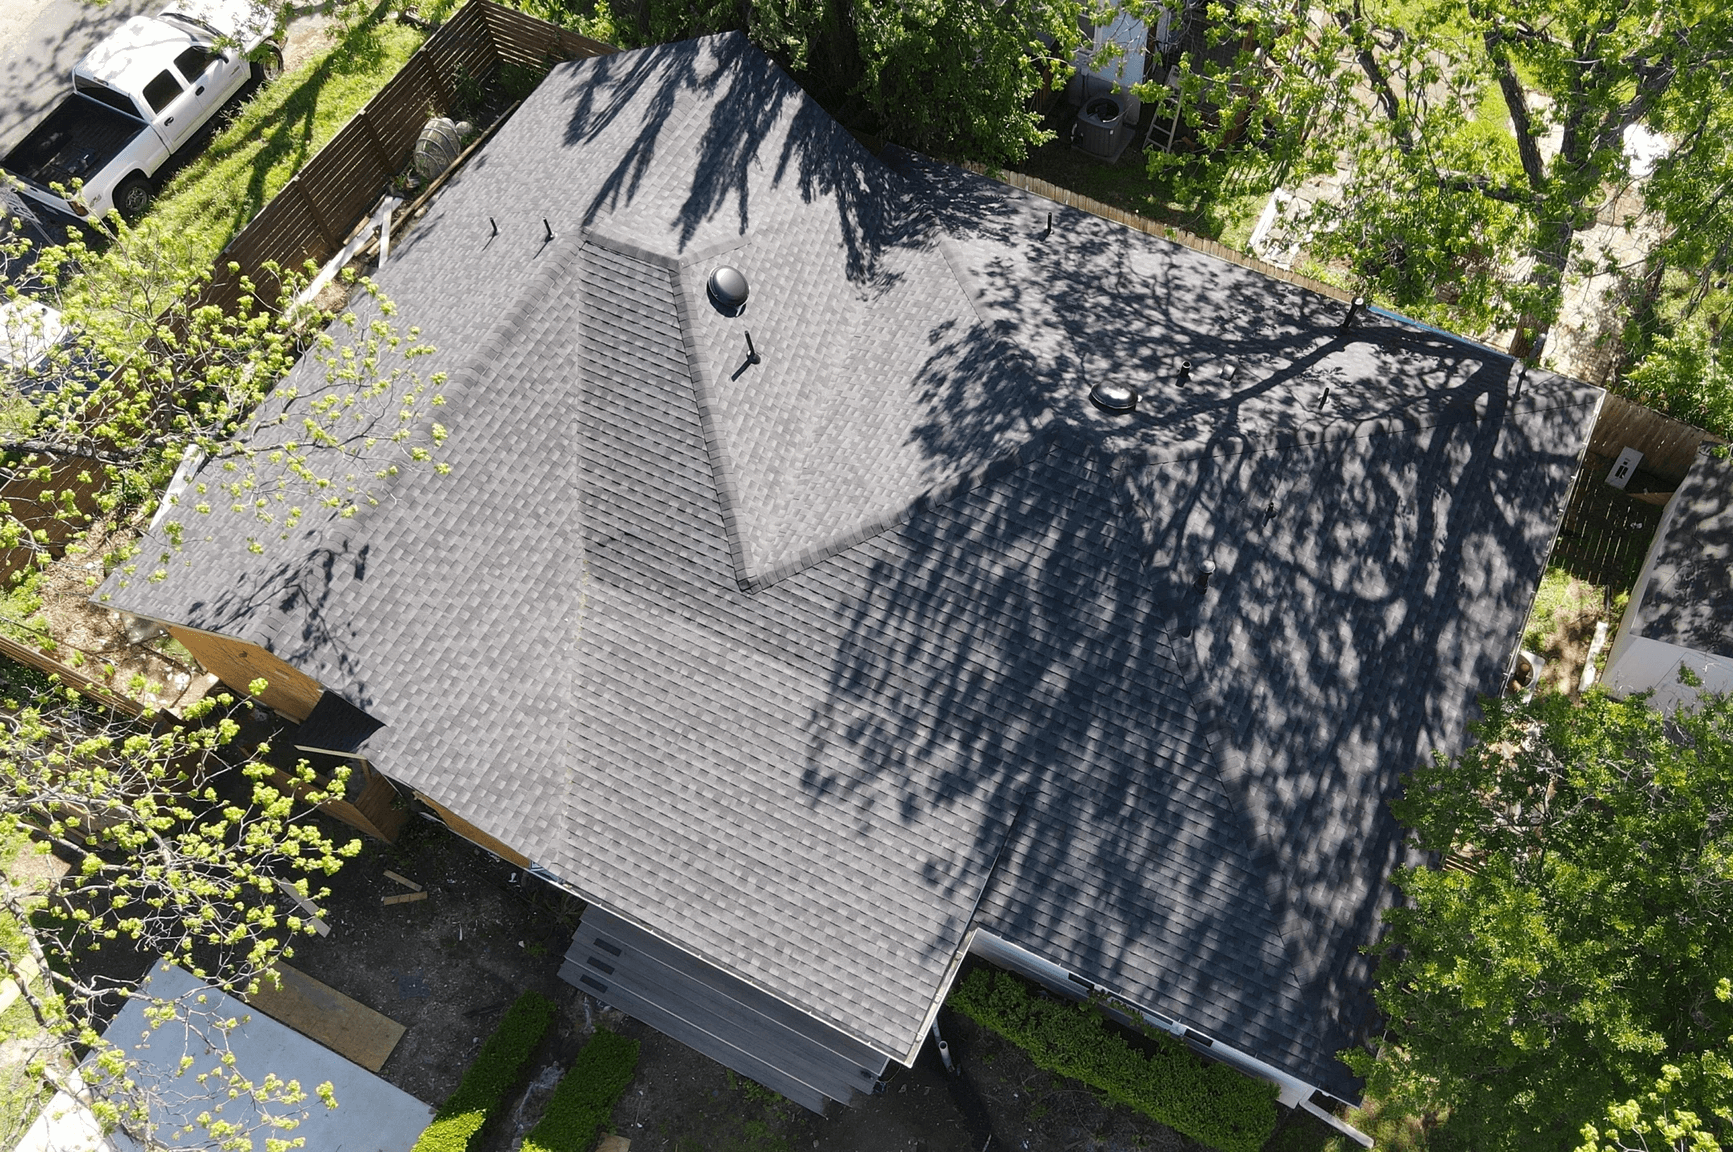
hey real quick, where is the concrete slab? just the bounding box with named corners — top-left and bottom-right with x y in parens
top-left (243, 962), bottom-right (406, 1073)
top-left (15, 964), bottom-right (432, 1152)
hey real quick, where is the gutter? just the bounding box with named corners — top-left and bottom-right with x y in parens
top-left (968, 931), bottom-right (1374, 1147)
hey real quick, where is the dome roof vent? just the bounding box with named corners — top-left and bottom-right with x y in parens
top-left (707, 265), bottom-right (750, 314)
top-left (1089, 380), bottom-right (1139, 414)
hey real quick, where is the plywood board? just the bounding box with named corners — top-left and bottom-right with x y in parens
top-left (167, 625), bottom-right (325, 722)
top-left (244, 962), bottom-right (406, 1073)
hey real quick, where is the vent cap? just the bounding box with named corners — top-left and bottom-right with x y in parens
top-left (1089, 380), bottom-right (1139, 414)
top-left (707, 265), bottom-right (750, 312)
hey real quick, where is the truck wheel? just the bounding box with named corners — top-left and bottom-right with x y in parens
top-left (115, 176), bottom-right (151, 222)
top-left (252, 44), bottom-right (283, 85)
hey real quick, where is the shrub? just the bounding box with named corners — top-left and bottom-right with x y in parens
top-left (522, 1027), bottom-right (641, 1152)
top-left (947, 967), bottom-right (1279, 1152)
top-left (411, 991), bottom-right (556, 1152)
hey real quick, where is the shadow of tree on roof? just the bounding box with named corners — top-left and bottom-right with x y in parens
top-left (795, 159), bottom-right (1595, 1093)
top-left (549, 32), bottom-right (912, 288)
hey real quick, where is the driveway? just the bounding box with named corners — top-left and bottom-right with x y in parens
top-left (0, 0), bottom-right (156, 156)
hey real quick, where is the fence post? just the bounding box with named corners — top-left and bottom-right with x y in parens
top-left (293, 180), bottom-right (337, 252)
top-left (421, 50), bottom-right (454, 112)
top-left (358, 111), bottom-right (395, 181)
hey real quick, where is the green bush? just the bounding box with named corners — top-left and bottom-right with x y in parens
top-left (411, 991), bottom-right (556, 1152)
top-left (522, 1027), bottom-right (641, 1152)
top-left (947, 967), bottom-right (1279, 1152)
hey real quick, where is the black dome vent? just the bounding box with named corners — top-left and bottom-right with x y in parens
top-left (707, 265), bottom-right (749, 313)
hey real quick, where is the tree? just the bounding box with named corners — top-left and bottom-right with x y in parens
top-left (0, 683), bottom-right (356, 1151)
top-left (1576, 1063), bottom-right (1732, 1152)
top-left (1, 194), bottom-right (447, 576)
top-left (1609, 87), bottom-right (1733, 435)
top-left (1351, 683), bottom-right (1733, 1152)
top-left (1126, 0), bottom-right (1733, 354)
top-left (0, 198), bottom-right (446, 1147)
top-left (443, 0), bottom-right (1084, 166)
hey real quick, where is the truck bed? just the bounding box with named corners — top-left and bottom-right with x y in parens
top-left (2, 94), bottom-right (143, 192)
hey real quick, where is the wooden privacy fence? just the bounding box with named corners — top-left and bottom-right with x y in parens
top-left (1587, 391), bottom-right (1724, 485)
top-left (199, 0), bottom-right (614, 315)
top-left (1548, 394), bottom-right (1724, 593)
top-left (0, 453), bottom-right (112, 583)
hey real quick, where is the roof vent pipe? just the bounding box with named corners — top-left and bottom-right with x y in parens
top-left (1176, 359), bottom-right (1193, 384)
top-left (1194, 559), bottom-right (1216, 591)
top-left (708, 265), bottom-right (750, 314)
top-left (1339, 295), bottom-right (1364, 329)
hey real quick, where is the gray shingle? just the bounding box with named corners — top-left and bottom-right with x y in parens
top-left (1630, 446), bottom-right (1733, 658)
top-left (97, 33), bottom-right (1600, 1095)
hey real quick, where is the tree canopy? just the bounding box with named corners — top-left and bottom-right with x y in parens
top-left (1119, 0), bottom-right (1733, 359)
top-left (1354, 684), bottom-right (1733, 1152)
top-left (0, 197), bottom-right (446, 1147)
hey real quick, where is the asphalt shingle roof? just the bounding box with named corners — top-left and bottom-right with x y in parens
top-left (99, 32), bottom-right (1600, 1093)
top-left (1629, 446), bottom-right (1733, 659)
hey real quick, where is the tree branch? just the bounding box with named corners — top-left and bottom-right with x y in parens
top-left (1336, 0), bottom-right (1411, 150)
top-left (1484, 23), bottom-right (1548, 193)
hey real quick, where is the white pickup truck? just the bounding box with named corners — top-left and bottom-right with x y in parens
top-left (1, 0), bottom-right (280, 224)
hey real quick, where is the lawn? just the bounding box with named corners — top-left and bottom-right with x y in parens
top-left (141, 8), bottom-right (425, 279)
top-left (1012, 103), bottom-right (1268, 244)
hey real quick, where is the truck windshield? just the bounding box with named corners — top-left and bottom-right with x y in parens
top-left (72, 75), bottom-right (145, 120)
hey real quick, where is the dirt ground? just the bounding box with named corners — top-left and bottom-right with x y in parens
top-left (267, 803), bottom-right (1333, 1152)
top-left (1523, 574), bottom-right (1618, 699)
top-left (23, 519), bottom-right (201, 712)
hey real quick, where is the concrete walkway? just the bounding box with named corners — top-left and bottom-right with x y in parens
top-left (15, 964), bottom-right (432, 1152)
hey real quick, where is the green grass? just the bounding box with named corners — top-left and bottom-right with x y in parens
top-left (142, 7), bottom-right (425, 276)
top-left (1523, 565), bottom-right (1582, 652)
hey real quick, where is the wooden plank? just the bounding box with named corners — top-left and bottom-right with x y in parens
top-left (0, 633), bottom-right (145, 715)
top-left (244, 962), bottom-right (406, 1072)
top-left (382, 891), bottom-right (426, 906)
top-left (383, 869), bottom-right (422, 891)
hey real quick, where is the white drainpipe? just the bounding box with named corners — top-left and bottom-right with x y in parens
top-left (968, 932), bottom-right (1373, 1147)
